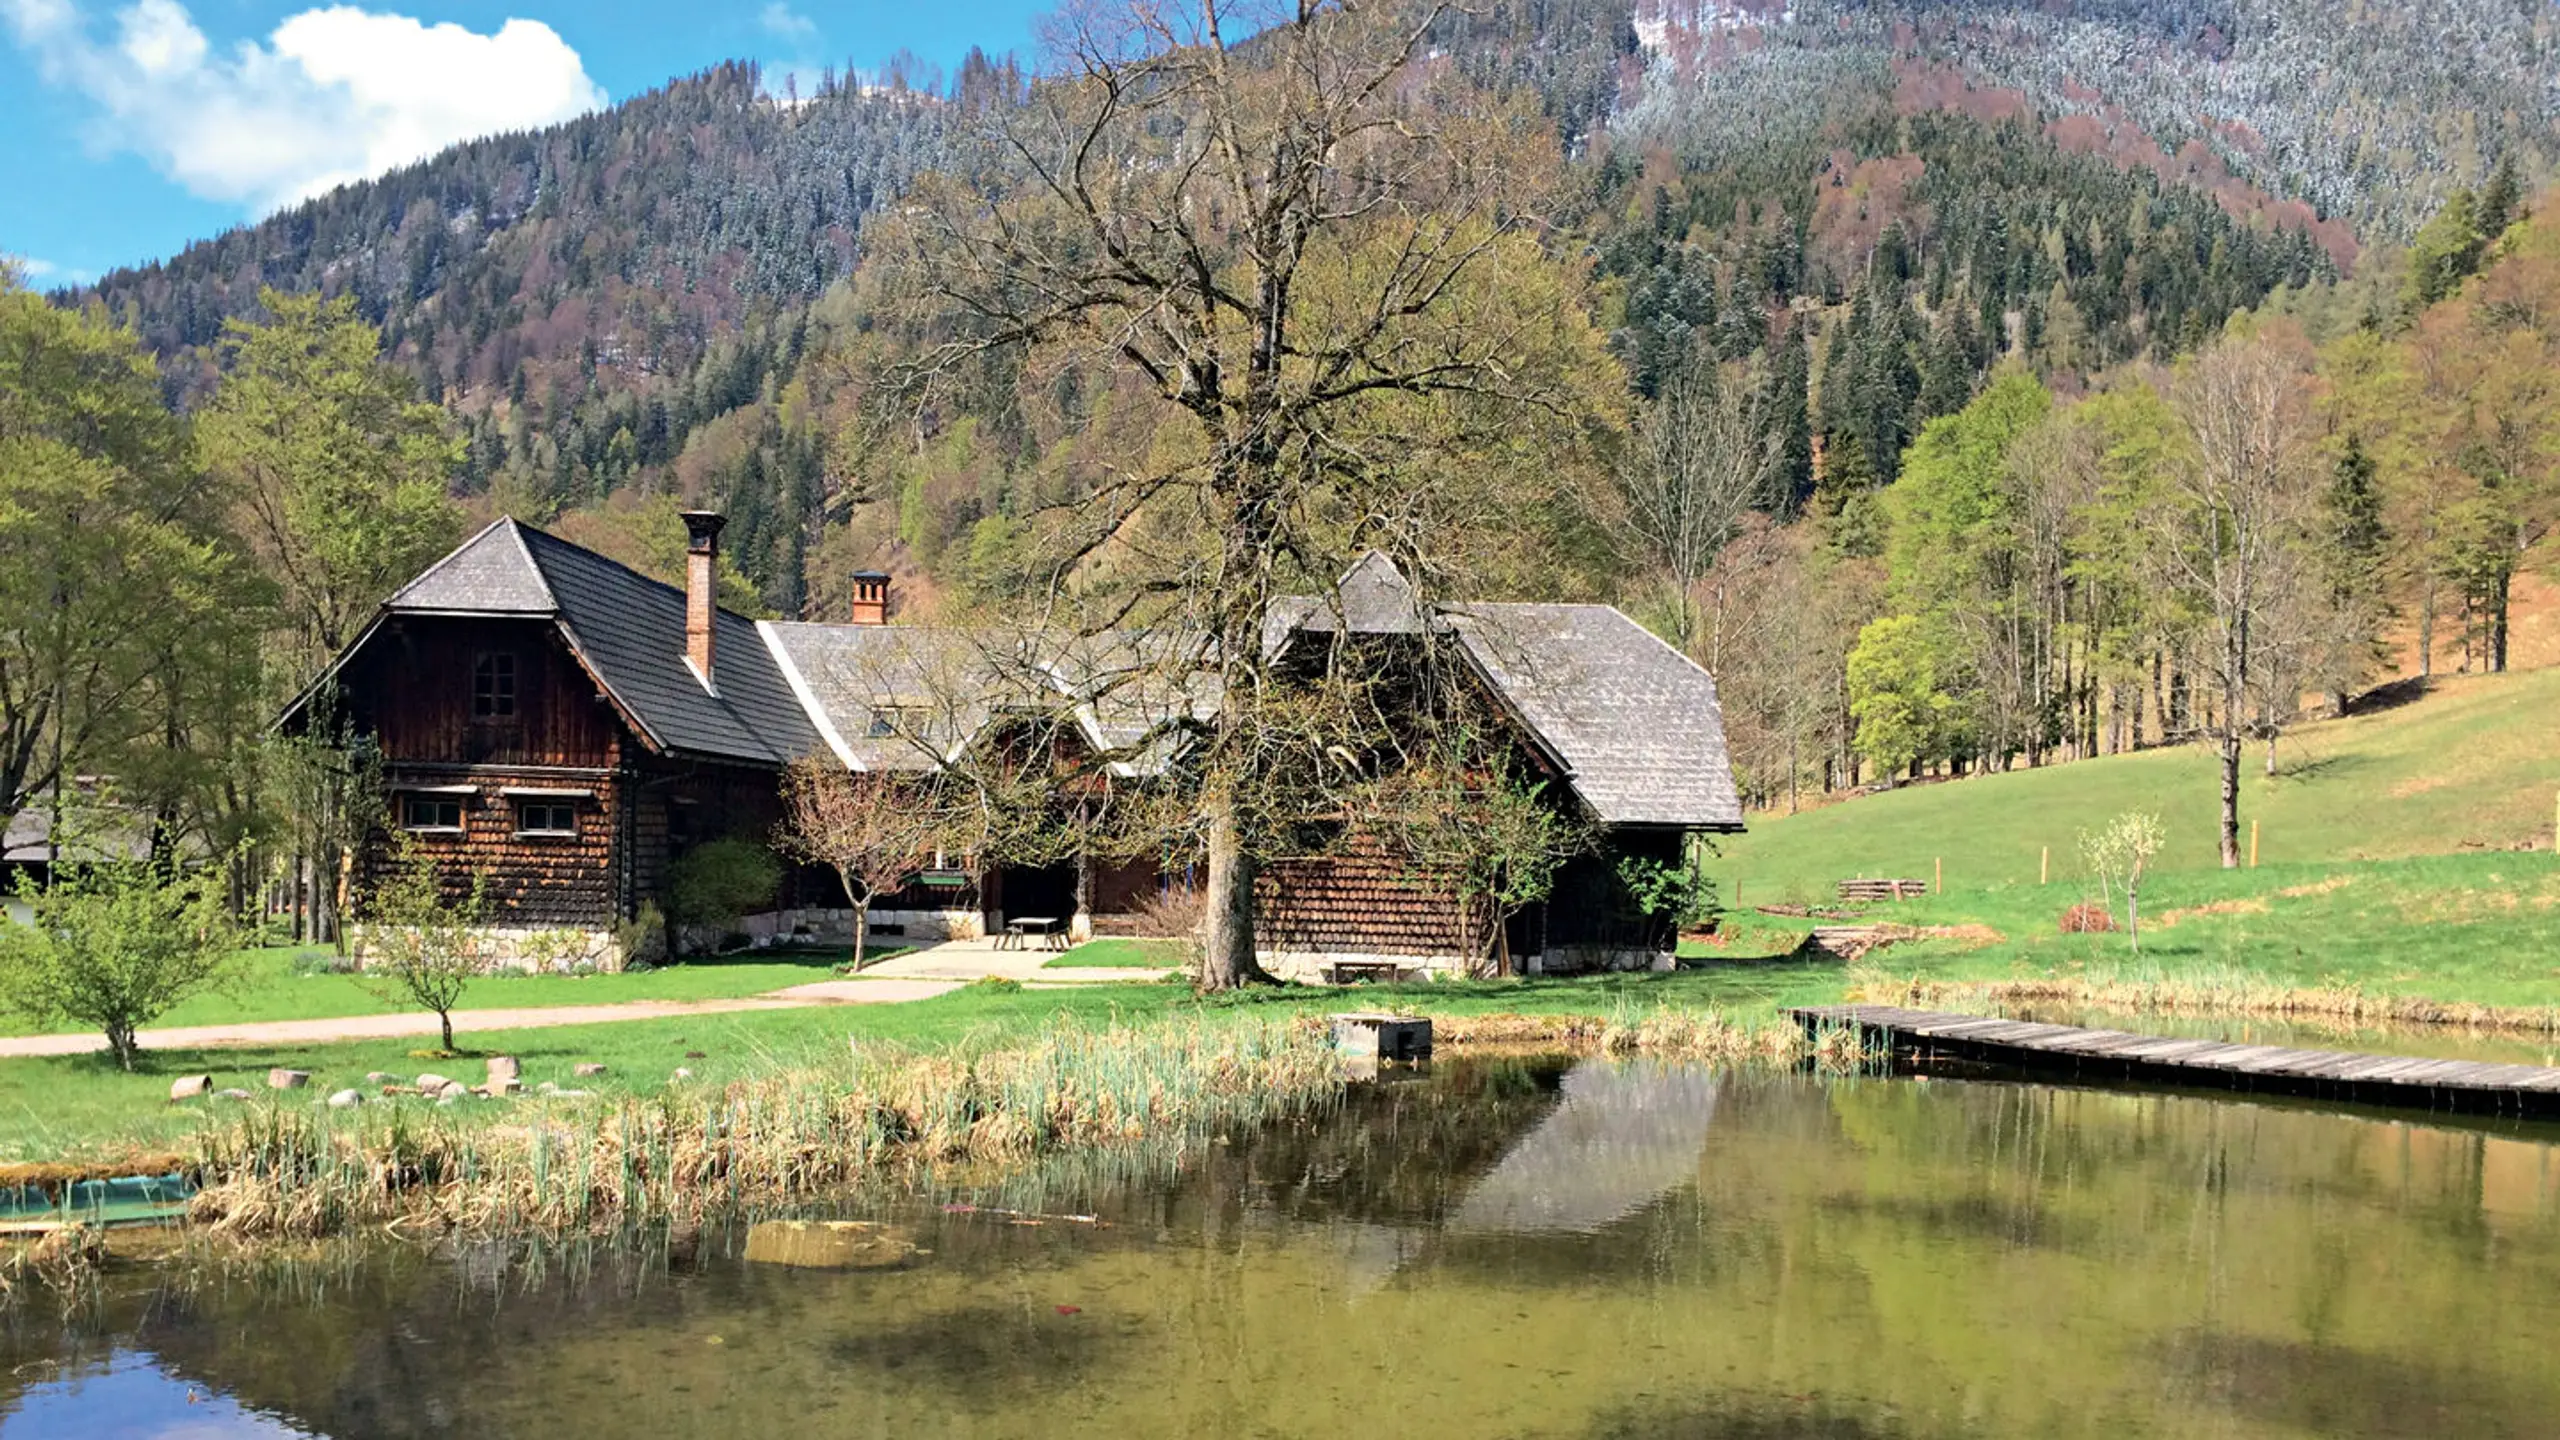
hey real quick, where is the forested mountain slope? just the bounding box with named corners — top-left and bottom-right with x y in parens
top-left (56, 0), bottom-right (2551, 625)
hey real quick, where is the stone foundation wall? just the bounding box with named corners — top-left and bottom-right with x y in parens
top-left (1527, 945), bottom-right (1674, 975)
top-left (715, 906), bottom-right (988, 947)
top-left (349, 924), bottom-right (633, 974)
top-left (1258, 949), bottom-right (1470, 984)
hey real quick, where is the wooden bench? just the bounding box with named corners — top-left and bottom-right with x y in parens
top-left (1837, 878), bottom-right (1929, 902)
top-left (1327, 959), bottom-right (1404, 985)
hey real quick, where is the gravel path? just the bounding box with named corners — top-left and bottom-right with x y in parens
top-left (0, 981), bottom-right (966, 1058)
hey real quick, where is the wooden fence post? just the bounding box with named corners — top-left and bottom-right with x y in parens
top-left (2040, 846), bottom-right (2049, 886)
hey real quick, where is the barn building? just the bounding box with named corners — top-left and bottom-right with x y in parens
top-left (282, 514), bottom-right (1743, 978)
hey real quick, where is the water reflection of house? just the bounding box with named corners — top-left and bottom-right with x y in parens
top-left (1448, 1060), bottom-right (1725, 1234)
top-left (280, 515), bottom-right (1743, 973)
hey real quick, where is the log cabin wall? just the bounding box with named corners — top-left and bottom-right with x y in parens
top-left (345, 616), bottom-right (631, 931)
top-left (1256, 834), bottom-right (1472, 958)
top-left (347, 617), bottom-right (621, 769)
top-left (623, 756), bottom-right (806, 915)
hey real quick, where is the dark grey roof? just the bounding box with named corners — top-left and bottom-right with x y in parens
top-left (1450, 604), bottom-right (1744, 829)
top-left (378, 518), bottom-right (820, 767)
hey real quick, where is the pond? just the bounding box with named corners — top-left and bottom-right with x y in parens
top-left (8, 1056), bottom-right (2560, 1439)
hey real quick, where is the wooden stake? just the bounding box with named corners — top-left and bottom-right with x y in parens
top-left (2249, 819), bottom-right (2260, 869)
top-left (2040, 846), bottom-right (2049, 886)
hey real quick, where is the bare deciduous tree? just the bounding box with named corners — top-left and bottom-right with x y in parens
top-left (2152, 335), bottom-right (2321, 868)
top-left (879, 0), bottom-right (1606, 988)
top-left (1616, 351), bottom-right (1779, 653)
top-left (777, 761), bottom-right (989, 971)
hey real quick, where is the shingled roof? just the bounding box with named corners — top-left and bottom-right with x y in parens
top-left (757, 621), bottom-right (1213, 776)
top-left (316, 518), bottom-right (821, 767)
top-left (301, 526), bottom-right (1740, 829)
top-left (1448, 604), bottom-right (1743, 830)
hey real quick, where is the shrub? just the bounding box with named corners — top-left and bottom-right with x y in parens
top-left (664, 839), bottom-right (780, 952)
top-left (0, 862), bottom-right (246, 1070)
top-left (2059, 903), bottom-right (2118, 934)
top-left (1616, 853), bottom-right (1723, 944)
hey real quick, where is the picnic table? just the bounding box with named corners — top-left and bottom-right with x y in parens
top-left (1000, 916), bottom-right (1069, 951)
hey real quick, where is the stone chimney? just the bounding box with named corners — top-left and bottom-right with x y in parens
top-left (681, 511), bottom-right (725, 690)
top-left (850, 570), bottom-right (891, 627)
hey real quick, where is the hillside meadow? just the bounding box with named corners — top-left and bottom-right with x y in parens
top-left (1713, 664), bottom-right (2560, 902)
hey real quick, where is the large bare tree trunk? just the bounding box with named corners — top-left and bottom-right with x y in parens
top-left (1198, 795), bottom-right (1271, 990)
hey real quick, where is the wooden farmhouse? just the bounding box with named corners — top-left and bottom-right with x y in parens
top-left (283, 515), bottom-right (1743, 979)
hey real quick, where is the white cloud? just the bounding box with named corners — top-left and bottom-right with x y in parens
top-left (0, 0), bottom-right (607, 214)
top-left (758, 3), bottom-right (814, 42)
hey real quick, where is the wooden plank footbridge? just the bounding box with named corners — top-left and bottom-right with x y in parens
top-left (1792, 1005), bottom-right (2560, 1119)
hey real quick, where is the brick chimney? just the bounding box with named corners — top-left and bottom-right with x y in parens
top-left (850, 570), bottom-right (891, 627)
top-left (681, 511), bottom-right (725, 690)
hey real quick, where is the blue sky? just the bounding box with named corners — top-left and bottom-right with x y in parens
top-left (1, 0), bottom-right (1049, 284)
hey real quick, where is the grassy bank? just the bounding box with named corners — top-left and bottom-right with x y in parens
top-left (1714, 665), bottom-right (2560, 898)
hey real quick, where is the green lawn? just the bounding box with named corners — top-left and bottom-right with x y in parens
top-left (0, 950), bottom-right (1865, 1162)
top-left (1714, 665), bottom-right (2560, 903)
top-left (0, 943), bottom-right (902, 1040)
top-left (1043, 938), bottom-right (1188, 969)
top-left (1817, 850), bottom-right (2560, 1007)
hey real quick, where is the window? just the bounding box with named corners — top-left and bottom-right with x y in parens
top-left (516, 800), bottom-right (579, 837)
top-left (867, 705), bottom-right (925, 739)
top-left (472, 652), bottom-right (517, 719)
top-left (402, 796), bottom-right (465, 832)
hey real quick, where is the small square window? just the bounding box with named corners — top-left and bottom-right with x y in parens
top-left (516, 800), bottom-right (578, 837)
top-left (868, 705), bottom-right (924, 739)
top-left (473, 652), bottom-right (517, 719)
top-left (403, 796), bottom-right (465, 832)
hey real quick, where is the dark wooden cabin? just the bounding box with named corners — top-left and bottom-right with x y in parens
top-left (288, 520), bottom-right (1744, 976)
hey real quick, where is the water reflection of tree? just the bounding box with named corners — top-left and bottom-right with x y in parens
top-left (1212, 1057), bottom-right (1572, 1229)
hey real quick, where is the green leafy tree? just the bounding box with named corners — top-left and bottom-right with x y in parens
top-left (664, 837), bottom-right (782, 953)
top-left (0, 272), bottom-right (232, 830)
top-left (0, 860), bottom-right (246, 1070)
top-left (358, 840), bottom-right (497, 1054)
top-left (1845, 613), bottom-right (1954, 783)
top-left (199, 289), bottom-right (461, 670)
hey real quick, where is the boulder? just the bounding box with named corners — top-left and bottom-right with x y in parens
top-left (169, 1074), bottom-right (213, 1101)
top-left (535, 1081), bottom-right (560, 1095)
top-left (572, 1063), bottom-right (608, 1078)
top-left (435, 1085), bottom-right (465, 1106)
top-left (485, 1056), bottom-right (521, 1085)
top-left (743, 1220), bottom-right (917, 1271)
top-left (415, 1073), bottom-right (454, 1093)
top-left (486, 1078), bottom-right (522, 1097)
top-left (326, 1089), bottom-right (365, 1109)
top-left (268, 1068), bottom-right (311, 1090)
top-left (670, 1067), bottom-right (694, 1082)
top-left (214, 1088), bottom-right (253, 1101)
top-left (364, 1071), bottom-right (398, 1085)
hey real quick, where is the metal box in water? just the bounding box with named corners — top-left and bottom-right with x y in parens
top-left (1331, 1012), bottom-right (1433, 1062)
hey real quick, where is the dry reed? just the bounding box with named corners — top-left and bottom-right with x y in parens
top-left (184, 1017), bottom-right (1344, 1242)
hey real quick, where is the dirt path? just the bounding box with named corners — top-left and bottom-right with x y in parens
top-left (0, 981), bottom-right (964, 1059)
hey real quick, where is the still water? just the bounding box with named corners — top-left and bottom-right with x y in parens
top-left (8, 1057), bottom-right (2560, 1439)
